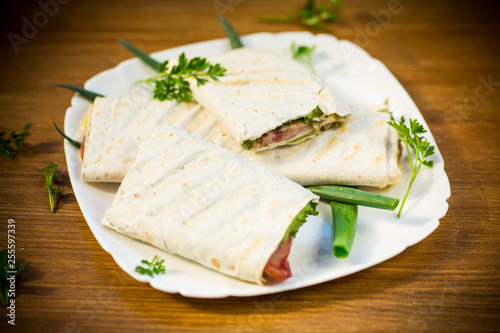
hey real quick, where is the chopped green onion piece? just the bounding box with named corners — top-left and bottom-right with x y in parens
top-left (118, 38), bottom-right (160, 71)
top-left (331, 201), bottom-right (358, 259)
top-left (56, 84), bottom-right (104, 102)
top-left (217, 14), bottom-right (244, 49)
top-left (307, 185), bottom-right (399, 211)
top-left (53, 122), bottom-right (80, 149)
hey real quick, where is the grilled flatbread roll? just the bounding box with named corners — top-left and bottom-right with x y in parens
top-left (189, 48), bottom-right (351, 151)
top-left (81, 95), bottom-right (180, 182)
top-left (101, 124), bottom-right (319, 284)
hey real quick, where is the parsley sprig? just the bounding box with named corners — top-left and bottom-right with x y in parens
top-left (291, 42), bottom-right (317, 74)
top-left (0, 123), bottom-right (32, 158)
top-left (388, 115), bottom-right (435, 218)
top-left (1, 249), bottom-right (27, 307)
top-left (37, 163), bottom-right (65, 213)
top-left (259, 0), bottom-right (342, 30)
top-left (143, 53), bottom-right (226, 102)
top-left (135, 255), bottom-right (166, 277)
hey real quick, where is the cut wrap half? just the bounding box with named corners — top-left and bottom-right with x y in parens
top-left (80, 95), bottom-right (184, 182)
top-left (189, 48), bottom-right (351, 151)
top-left (101, 125), bottom-right (319, 284)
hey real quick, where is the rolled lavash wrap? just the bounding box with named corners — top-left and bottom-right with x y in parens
top-left (189, 47), bottom-right (351, 151)
top-left (78, 94), bottom-right (400, 187)
top-left (101, 124), bottom-right (319, 284)
top-left (81, 95), bottom-right (185, 182)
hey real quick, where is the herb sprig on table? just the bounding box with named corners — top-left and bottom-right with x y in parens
top-left (135, 255), bottom-right (166, 277)
top-left (37, 163), bottom-right (65, 214)
top-left (0, 123), bottom-right (32, 158)
top-left (141, 53), bottom-right (226, 102)
top-left (0, 249), bottom-right (27, 307)
top-left (259, 0), bottom-right (342, 30)
top-left (388, 114), bottom-right (435, 218)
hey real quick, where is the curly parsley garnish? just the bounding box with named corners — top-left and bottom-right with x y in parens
top-left (135, 255), bottom-right (166, 277)
top-left (0, 123), bottom-right (32, 158)
top-left (259, 0), bottom-right (342, 30)
top-left (388, 115), bottom-right (435, 218)
top-left (1, 249), bottom-right (27, 307)
top-left (142, 53), bottom-right (226, 102)
top-left (291, 42), bottom-right (317, 74)
top-left (37, 163), bottom-right (65, 214)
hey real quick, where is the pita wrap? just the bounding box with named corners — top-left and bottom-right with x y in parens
top-left (190, 48), bottom-right (351, 151)
top-left (81, 95), bottom-right (184, 182)
top-left (101, 124), bottom-right (319, 284)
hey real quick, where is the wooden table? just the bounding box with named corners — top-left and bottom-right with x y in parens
top-left (1, 0), bottom-right (499, 331)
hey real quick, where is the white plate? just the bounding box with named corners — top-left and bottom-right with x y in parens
top-left (63, 32), bottom-right (450, 298)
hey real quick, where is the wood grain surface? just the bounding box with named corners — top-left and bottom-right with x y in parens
top-left (0, 0), bottom-right (499, 332)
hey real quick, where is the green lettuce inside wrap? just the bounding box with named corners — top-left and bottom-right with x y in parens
top-left (282, 200), bottom-right (319, 242)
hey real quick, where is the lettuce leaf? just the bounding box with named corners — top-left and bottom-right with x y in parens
top-left (282, 201), bottom-right (319, 242)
